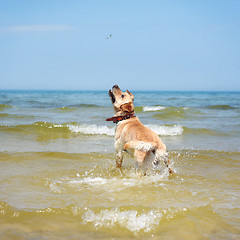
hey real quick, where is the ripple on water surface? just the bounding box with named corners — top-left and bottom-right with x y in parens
top-left (0, 150), bottom-right (239, 239)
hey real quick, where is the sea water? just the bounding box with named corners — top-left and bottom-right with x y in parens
top-left (0, 90), bottom-right (239, 239)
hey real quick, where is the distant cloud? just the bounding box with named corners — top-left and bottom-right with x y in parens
top-left (5, 24), bottom-right (74, 32)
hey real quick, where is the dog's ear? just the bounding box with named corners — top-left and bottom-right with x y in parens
top-left (126, 90), bottom-right (134, 100)
top-left (120, 102), bottom-right (134, 113)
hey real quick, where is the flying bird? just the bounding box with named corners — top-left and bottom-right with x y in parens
top-left (106, 34), bottom-right (112, 39)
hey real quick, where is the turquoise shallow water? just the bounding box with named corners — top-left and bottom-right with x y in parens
top-left (0, 90), bottom-right (240, 239)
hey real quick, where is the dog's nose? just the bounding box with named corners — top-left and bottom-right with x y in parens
top-left (112, 84), bottom-right (119, 89)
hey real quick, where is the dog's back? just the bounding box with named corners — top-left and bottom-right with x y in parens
top-left (116, 117), bottom-right (170, 174)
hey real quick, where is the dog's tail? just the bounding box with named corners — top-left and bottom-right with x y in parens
top-left (124, 141), bottom-right (157, 152)
top-left (124, 140), bottom-right (173, 173)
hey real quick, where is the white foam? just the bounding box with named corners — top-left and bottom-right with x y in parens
top-left (68, 124), bottom-right (115, 136)
top-left (49, 172), bottom-right (169, 194)
top-left (143, 106), bottom-right (166, 112)
top-left (82, 206), bottom-right (190, 233)
top-left (48, 121), bottom-right (182, 137)
top-left (69, 177), bottom-right (108, 186)
top-left (67, 123), bottom-right (183, 136)
top-left (69, 177), bottom-right (137, 191)
top-left (146, 124), bottom-right (183, 136)
top-left (82, 208), bottom-right (163, 233)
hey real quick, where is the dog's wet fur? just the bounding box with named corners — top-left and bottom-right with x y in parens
top-left (108, 85), bottom-right (173, 175)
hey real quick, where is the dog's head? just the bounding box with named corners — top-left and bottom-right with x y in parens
top-left (109, 85), bottom-right (134, 116)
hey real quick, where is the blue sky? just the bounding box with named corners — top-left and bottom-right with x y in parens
top-left (0, 0), bottom-right (240, 91)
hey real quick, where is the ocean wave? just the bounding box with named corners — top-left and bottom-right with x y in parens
top-left (81, 205), bottom-right (220, 234)
top-left (51, 107), bottom-right (78, 112)
top-left (34, 122), bottom-right (115, 137)
top-left (205, 104), bottom-right (236, 110)
top-left (68, 103), bottom-right (102, 108)
top-left (149, 106), bottom-right (203, 119)
top-left (50, 104), bottom-right (104, 112)
top-left (82, 208), bottom-right (165, 233)
top-left (0, 121), bottom-right (230, 138)
top-left (0, 113), bottom-right (34, 119)
top-left (0, 104), bottom-right (13, 110)
top-left (67, 124), bottom-right (114, 136)
top-left (143, 106), bottom-right (166, 112)
top-left (132, 106), bottom-right (205, 119)
top-left (146, 124), bottom-right (183, 136)
top-left (0, 122), bottom-right (184, 137)
top-left (70, 124), bottom-right (183, 137)
top-left (0, 200), bottom-right (218, 235)
top-left (183, 127), bottom-right (228, 136)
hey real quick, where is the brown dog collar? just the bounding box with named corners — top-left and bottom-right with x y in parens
top-left (106, 113), bottom-right (136, 124)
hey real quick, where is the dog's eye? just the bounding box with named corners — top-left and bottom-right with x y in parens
top-left (121, 94), bottom-right (124, 98)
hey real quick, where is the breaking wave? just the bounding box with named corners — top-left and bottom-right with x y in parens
top-left (0, 200), bottom-right (219, 235)
top-left (1, 122), bottom-right (229, 138)
top-left (146, 124), bottom-right (183, 136)
top-left (69, 123), bottom-right (183, 137)
top-left (143, 106), bottom-right (166, 112)
top-left (68, 124), bottom-right (114, 136)
top-left (142, 106), bottom-right (204, 119)
top-left (82, 208), bottom-right (166, 233)
top-left (0, 122), bottom-right (184, 137)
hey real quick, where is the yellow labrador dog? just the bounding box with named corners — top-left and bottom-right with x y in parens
top-left (107, 85), bottom-right (173, 175)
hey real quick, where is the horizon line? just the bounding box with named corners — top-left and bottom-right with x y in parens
top-left (0, 89), bottom-right (240, 93)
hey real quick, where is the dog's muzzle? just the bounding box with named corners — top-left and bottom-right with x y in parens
top-left (109, 89), bottom-right (116, 104)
